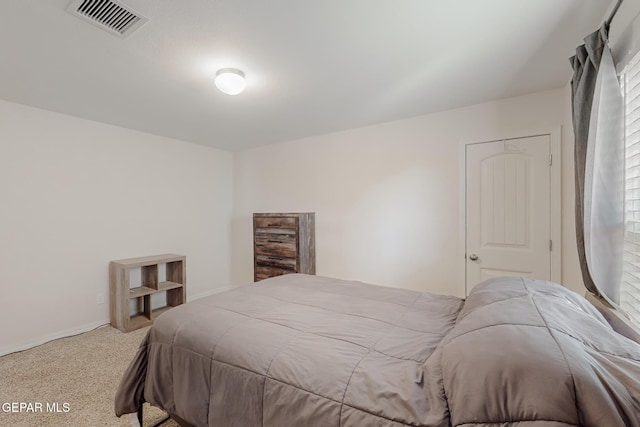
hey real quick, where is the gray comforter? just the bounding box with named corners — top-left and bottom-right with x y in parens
top-left (115, 274), bottom-right (640, 426)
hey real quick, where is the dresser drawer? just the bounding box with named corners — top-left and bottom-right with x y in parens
top-left (256, 255), bottom-right (296, 270)
top-left (255, 266), bottom-right (293, 281)
top-left (255, 232), bottom-right (296, 245)
top-left (255, 216), bottom-right (297, 230)
top-left (255, 238), bottom-right (297, 258)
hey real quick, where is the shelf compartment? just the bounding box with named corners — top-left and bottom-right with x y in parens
top-left (128, 286), bottom-right (157, 298)
top-left (142, 264), bottom-right (159, 290)
top-left (128, 313), bottom-right (152, 331)
top-left (158, 281), bottom-right (183, 292)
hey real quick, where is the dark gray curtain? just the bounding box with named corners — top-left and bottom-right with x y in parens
top-left (570, 26), bottom-right (609, 297)
top-left (570, 24), bottom-right (625, 303)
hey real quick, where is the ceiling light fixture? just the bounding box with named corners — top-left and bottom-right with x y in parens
top-left (215, 68), bottom-right (246, 95)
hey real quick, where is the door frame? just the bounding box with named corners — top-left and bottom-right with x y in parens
top-left (458, 127), bottom-right (562, 296)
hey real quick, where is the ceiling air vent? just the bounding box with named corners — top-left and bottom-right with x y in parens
top-left (66, 0), bottom-right (149, 38)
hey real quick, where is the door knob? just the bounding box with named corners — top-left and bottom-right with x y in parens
top-left (469, 254), bottom-right (478, 261)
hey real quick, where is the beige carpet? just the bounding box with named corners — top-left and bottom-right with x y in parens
top-left (0, 325), bottom-right (179, 427)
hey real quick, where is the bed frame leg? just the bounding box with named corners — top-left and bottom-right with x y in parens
top-left (136, 404), bottom-right (171, 427)
top-left (148, 414), bottom-right (171, 427)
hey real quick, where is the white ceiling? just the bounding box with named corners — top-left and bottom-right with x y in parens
top-left (0, 0), bottom-right (611, 151)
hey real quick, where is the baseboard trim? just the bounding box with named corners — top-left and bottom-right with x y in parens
top-left (0, 319), bottom-right (110, 358)
top-left (0, 286), bottom-right (234, 357)
top-left (188, 286), bottom-right (233, 302)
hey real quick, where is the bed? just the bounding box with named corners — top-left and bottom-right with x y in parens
top-left (115, 274), bottom-right (640, 426)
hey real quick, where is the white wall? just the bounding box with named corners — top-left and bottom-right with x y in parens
top-left (0, 100), bottom-right (233, 356)
top-left (233, 88), bottom-right (584, 296)
top-left (0, 83), bottom-right (588, 355)
top-left (610, 0), bottom-right (640, 70)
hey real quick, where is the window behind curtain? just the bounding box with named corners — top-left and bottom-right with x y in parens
top-left (622, 51), bottom-right (640, 326)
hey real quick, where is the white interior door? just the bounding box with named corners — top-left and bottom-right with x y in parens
top-left (465, 135), bottom-right (551, 293)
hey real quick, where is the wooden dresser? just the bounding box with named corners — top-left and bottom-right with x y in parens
top-left (253, 212), bottom-right (315, 281)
